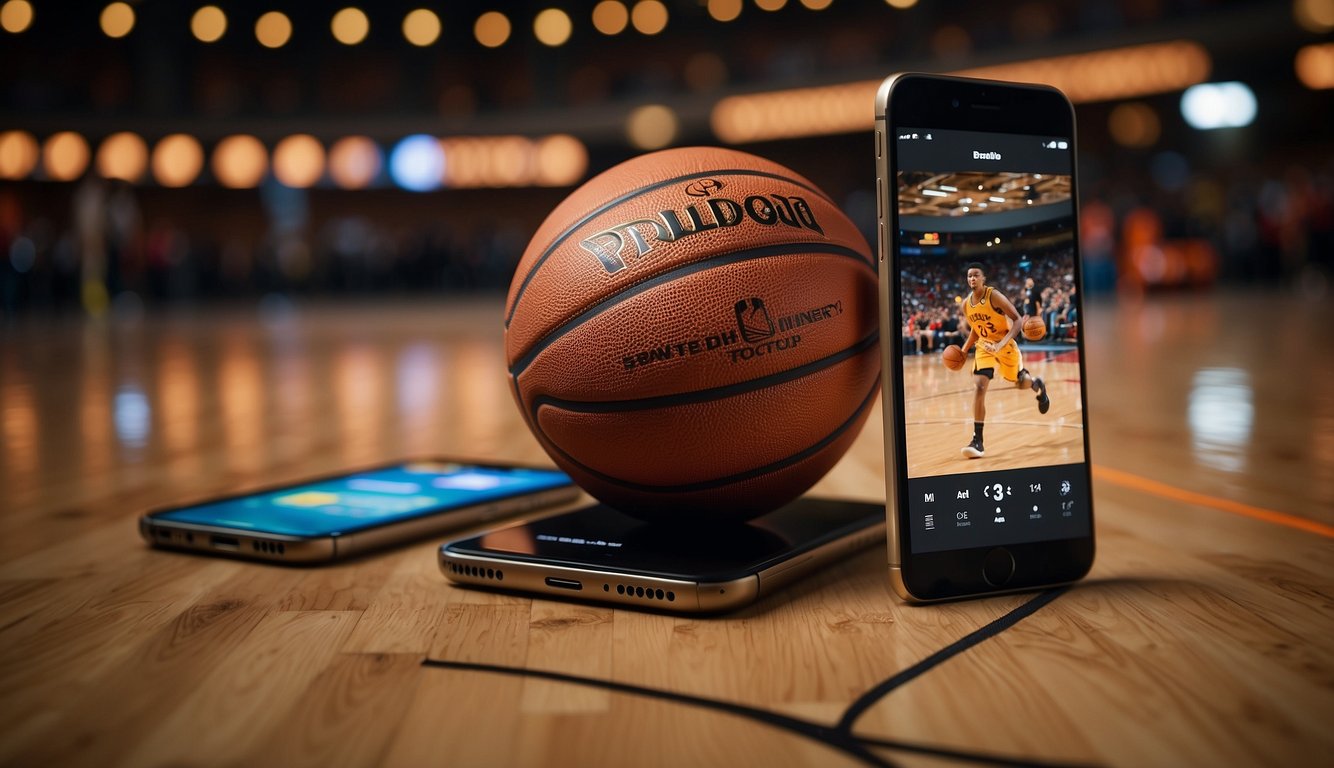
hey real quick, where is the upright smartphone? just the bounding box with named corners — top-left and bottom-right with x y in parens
top-left (439, 498), bottom-right (886, 613)
top-left (141, 459), bottom-right (578, 563)
top-left (875, 74), bottom-right (1095, 601)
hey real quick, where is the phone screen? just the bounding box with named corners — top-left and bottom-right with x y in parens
top-left (892, 126), bottom-right (1091, 555)
top-left (446, 498), bottom-right (882, 581)
top-left (151, 462), bottom-right (572, 537)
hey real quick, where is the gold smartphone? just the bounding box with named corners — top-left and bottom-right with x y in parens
top-left (875, 74), bottom-right (1095, 601)
top-left (140, 459), bottom-right (579, 563)
top-left (439, 497), bottom-right (885, 613)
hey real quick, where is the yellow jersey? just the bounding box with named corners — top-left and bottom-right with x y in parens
top-left (964, 287), bottom-right (1013, 343)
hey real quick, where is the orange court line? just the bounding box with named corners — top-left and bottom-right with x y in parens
top-left (1092, 464), bottom-right (1334, 539)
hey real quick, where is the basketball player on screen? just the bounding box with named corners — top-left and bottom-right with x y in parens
top-left (957, 262), bottom-right (1049, 458)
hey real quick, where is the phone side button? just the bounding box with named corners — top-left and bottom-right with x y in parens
top-left (876, 178), bottom-right (884, 220)
top-left (982, 547), bottom-right (1015, 587)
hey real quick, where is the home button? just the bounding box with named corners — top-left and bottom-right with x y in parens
top-left (982, 548), bottom-right (1015, 586)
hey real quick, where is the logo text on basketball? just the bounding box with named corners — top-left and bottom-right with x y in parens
top-left (579, 194), bottom-right (825, 274)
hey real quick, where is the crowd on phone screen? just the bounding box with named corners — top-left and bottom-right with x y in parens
top-left (899, 249), bottom-right (1078, 356)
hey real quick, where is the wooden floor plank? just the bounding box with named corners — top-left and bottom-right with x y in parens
top-left (238, 652), bottom-right (426, 768)
top-left (117, 610), bottom-right (358, 768)
top-left (0, 296), bottom-right (1328, 767)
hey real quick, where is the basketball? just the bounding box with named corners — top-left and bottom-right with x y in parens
top-left (942, 344), bottom-right (965, 370)
top-left (1023, 316), bottom-right (1046, 341)
top-left (504, 147), bottom-right (879, 522)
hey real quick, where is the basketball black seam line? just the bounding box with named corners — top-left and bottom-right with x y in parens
top-left (530, 329), bottom-right (880, 415)
top-left (505, 167), bottom-right (842, 328)
top-left (531, 370), bottom-right (881, 495)
top-left (507, 240), bottom-right (875, 379)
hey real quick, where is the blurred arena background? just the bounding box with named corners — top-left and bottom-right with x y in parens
top-left (0, 0), bottom-right (1329, 318)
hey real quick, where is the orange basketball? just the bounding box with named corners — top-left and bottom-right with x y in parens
top-left (942, 344), bottom-right (965, 370)
top-left (1023, 316), bottom-right (1046, 341)
top-left (505, 147), bottom-right (879, 522)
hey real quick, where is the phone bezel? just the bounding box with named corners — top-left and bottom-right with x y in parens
top-left (876, 73), bottom-right (1096, 602)
top-left (439, 499), bottom-right (887, 614)
top-left (139, 457), bottom-right (579, 563)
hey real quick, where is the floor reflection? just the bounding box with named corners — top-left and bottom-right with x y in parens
top-left (1187, 368), bottom-right (1253, 474)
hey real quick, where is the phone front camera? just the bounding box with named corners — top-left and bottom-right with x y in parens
top-left (951, 98), bottom-right (960, 108)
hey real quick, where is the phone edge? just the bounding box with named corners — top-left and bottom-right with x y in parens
top-left (140, 484), bottom-right (581, 564)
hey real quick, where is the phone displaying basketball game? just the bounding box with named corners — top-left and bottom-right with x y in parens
top-left (876, 74), bottom-right (1094, 601)
top-left (894, 127), bottom-right (1089, 554)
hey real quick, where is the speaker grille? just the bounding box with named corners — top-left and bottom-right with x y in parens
top-left (450, 563), bottom-right (504, 581)
top-left (612, 582), bottom-right (674, 602)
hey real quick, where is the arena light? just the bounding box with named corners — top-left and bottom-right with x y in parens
top-left (534, 8), bottom-right (572, 47)
top-left (707, 0), bottom-right (742, 22)
top-left (256, 11), bottom-right (292, 49)
top-left (0, 130), bottom-right (38, 179)
top-left (1109, 102), bottom-right (1161, 147)
top-left (886, 0), bottom-right (918, 8)
top-left (960, 41), bottom-right (1211, 102)
top-left (631, 0), bottom-right (668, 35)
top-left (390, 135), bottom-right (444, 192)
top-left (627, 104), bottom-right (678, 149)
top-left (592, 1), bottom-right (628, 34)
top-left (438, 134), bottom-right (586, 189)
top-left (474, 11), bottom-right (510, 48)
top-left (1, 0), bottom-right (33, 34)
top-left (712, 81), bottom-right (872, 143)
top-left (712, 40), bottom-right (1211, 143)
top-left (1294, 0), bottom-right (1334, 33)
top-left (42, 132), bottom-right (89, 181)
top-left (331, 7), bottom-right (369, 46)
top-left (755, 0), bottom-right (787, 11)
top-left (151, 134), bottom-right (204, 187)
top-left (328, 136), bottom-right (381, 189)
top-left (212, 134), bottom-right (267, 188)
top-left (100, 2), bottom-right (134, 38)
top-left (273, 134), bottom-right (325, 188)
top-left (402, 9), bottom-right (440, 46)
top-left (1296, 44), bottom-right (1334, 90)
top-left (800, 0), bottom-right (833, 9)
top-left (95, 132), bottom-right (147, 182)
top-left (1180, 82), bottom-right (1256, 129)
top-left (534, 135), bottom-right (587, 186)
top-left (191, 6), bottom-right (226, 42)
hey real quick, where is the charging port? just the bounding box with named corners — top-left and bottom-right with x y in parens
top-left (544, 577), bottom-right (582, 591)
top-left (210, 535), bottom-right (240, 551)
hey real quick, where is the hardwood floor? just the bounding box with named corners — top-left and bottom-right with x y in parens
top-left (0, 291), bottom-right (1330, 767)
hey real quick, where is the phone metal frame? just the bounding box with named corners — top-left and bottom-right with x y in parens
top-left (438, 506), bottom-right (886, 614)
top-left (139, 458), bottom-right (580, 564)
top-left (875, 73), bottom-right (1095, 602)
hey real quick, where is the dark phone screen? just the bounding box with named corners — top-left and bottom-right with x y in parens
top-left (892, 126), bottom-right (1092, 554)
top-left (446, 498), bottom-right (883, 582)
top-left (150, 462), bottom-right (571, 537)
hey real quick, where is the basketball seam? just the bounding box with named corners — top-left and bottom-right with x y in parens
top-left (530, 356), bottom-right (881, 496)
top-left (505, 167), bottom-right (839, 328)
top-left (508, 241), bottom-right (875, 378)
top-left (529, 330), bottom-right (879, 415)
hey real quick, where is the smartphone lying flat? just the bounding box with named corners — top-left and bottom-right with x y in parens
top-left (141, 459), bottom-right (578, 563)
top-left (439, 497), bottom-right (886, 613)
top-left (875, 73), bottom-right (1095, 602)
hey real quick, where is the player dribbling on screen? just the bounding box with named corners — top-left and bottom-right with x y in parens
top-left (955, 262), bottom-right (1049, 458)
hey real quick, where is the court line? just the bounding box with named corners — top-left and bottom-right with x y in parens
top-left (1092, 465), bottom-right (1334, 539)
top-left (424, 588), bottom-right (1092, 768)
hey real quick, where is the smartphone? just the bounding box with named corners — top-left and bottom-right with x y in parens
top-left (439, 497), bottom-right (886, 613)
top-left (140, 460), bottom-right (579, 563)
top-left (874, 74), bottom-right (1095, 602)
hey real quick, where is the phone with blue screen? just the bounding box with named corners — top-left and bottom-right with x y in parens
top-left (140, 460), bottom-right (579, 563)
